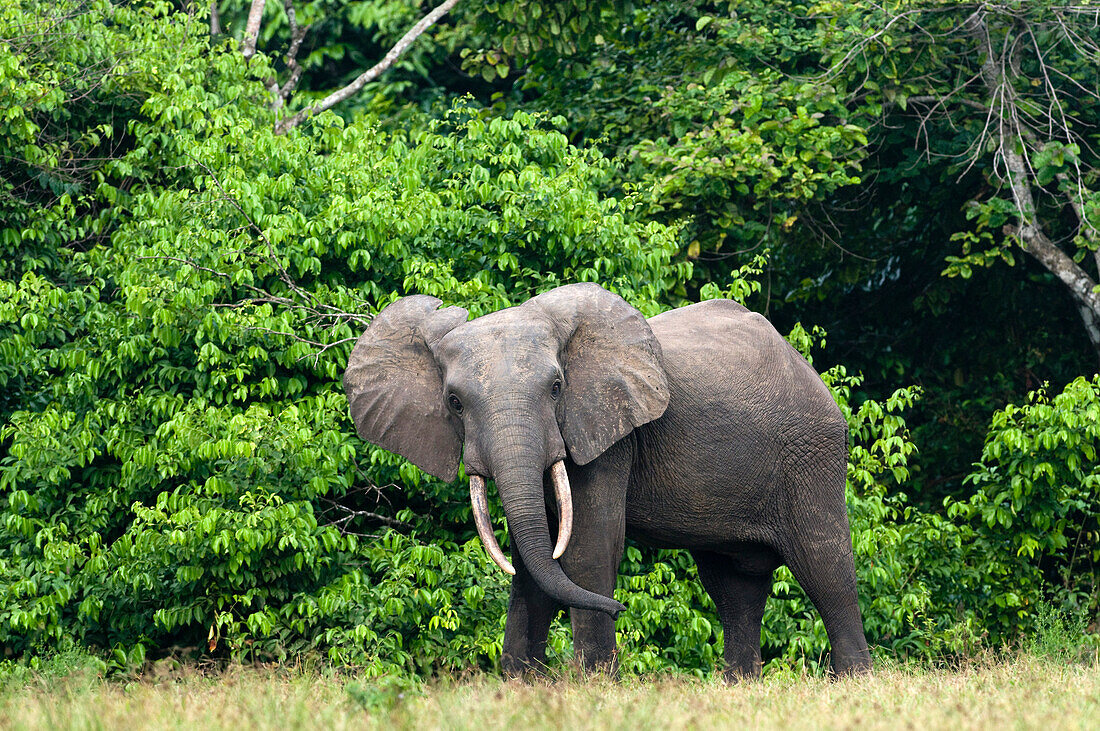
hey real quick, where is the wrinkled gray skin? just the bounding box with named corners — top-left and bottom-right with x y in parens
top-left (344, 283), bottom-right (871, 679)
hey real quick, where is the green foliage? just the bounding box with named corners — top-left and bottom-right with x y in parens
top-left (515, 1), bottom-right (871, 302)
top-left (949, 376), bottom-right (1100, 636)
top-left (698, 254), bottom-right (767, 305)
top-left (633, 73), bottom-right (865, 263)
top-left (616, 548), bottom-right (717, 675)
top-left (467, 1), bottom-right (630, 79)
top-left (3, 0), bottom-right (1098, 681)
top-left (1027, 600), bottom-right (1092, 664)
top-left (0, 0), bottom-right (681, 671)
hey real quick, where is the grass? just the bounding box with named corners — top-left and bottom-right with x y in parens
top-left (1, 653), bottom-right (1098, 730)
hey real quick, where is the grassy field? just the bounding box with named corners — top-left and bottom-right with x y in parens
top-left (2, 654), bottom-right (1098, 730)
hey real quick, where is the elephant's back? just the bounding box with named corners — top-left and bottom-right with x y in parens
top-left (646, 300), bottom-right (829, 407)
top-left (649, 300), bottom-right (782, 375)
top-left (626, 301), bottom-right (845, 548)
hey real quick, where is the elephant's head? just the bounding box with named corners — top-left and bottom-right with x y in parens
top-left (342, 283), bottom-right (669, 616)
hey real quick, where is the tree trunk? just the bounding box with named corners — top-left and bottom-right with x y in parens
top-left (241, 0), bottom-right (265, 59)
top-left (968, 11), bottom-right (1100, 369)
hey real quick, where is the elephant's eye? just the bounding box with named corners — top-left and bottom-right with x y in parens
top-left (550, 380), bottom-right (562, 400)
top-left (448, 394), bottom-right (463, 413)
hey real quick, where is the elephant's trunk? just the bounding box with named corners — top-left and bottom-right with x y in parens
top-left (480, 450), bottom-right (623, 617)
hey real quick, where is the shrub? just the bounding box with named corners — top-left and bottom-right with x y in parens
top-left (0, 0), bottom-right (684, 671)
top-left (949, 376), bottom-right (1100, 642)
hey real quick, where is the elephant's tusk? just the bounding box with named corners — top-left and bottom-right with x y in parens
top-left (550, 461), bottom-right (573, 559)
top-left (469, 474), bottom-right (516, 575)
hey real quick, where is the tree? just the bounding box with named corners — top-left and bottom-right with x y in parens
top-left (513, 1), bottom-right (875, 308)
top-left (269, 0), bottom-right (462, 133)
top-left (207, 0), bottom-right (633, 133)
top-left (830, 1), bottom-right (1100, 366)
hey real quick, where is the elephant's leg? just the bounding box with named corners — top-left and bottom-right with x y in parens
top-left (783, 541), bottom-right (871, 676)
top-left (691, 549), bottom-right (773, 681)
top-left (558, 442), bottom-right (631, 675)
top-left (563, 552), bottom-right (622, 675)
top-left (502, 534), bottom-right (562, 678)
top-left (781, 472), bottom-right (872, 674)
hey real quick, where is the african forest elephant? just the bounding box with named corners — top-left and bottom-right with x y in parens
top-left (343, 283), bottom-right (872, 679)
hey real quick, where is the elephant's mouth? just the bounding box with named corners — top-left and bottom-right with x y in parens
top-left (469, 461), bottom-right (574, 575)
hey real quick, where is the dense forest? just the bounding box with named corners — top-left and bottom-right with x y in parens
top-left (1, 0), bottom-right (1098, 676)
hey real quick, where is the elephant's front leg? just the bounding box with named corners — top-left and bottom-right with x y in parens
top-left (558, 441), bottom-right (631, 675)
top-left (501, 527), bottom-right (562, 678)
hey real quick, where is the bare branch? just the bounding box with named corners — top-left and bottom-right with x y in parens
top-left (907, 95), bottom-right (989, 112)
top-left (274, 0), bottom-right (461, 134)
top-left (318, 500), bottom-right (414, 533)
top-left (243, 326), bottom-right (357, 361)
top-left (138, 254), bottom-right (247, 285)
top-left (272, 0), bottom-right (309, 110)
top-left (241, 0), bottom-right (265, 59)
top-left (969, 11), bottom-right (1100, 361)
top-left (317, 481), bottom-right (413, 535)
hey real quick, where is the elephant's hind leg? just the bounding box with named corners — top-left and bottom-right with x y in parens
top-left (691, 549), bottom-right (775, 681)
top-left (779, 429), bottom-right (873, 677)
top-left (780, 474), bottom-right (872, 676)
top-left (782, 539), bottom-right (872, 676)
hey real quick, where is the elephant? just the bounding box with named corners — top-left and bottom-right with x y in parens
top-left (343, 283), bottom-right (872, 679)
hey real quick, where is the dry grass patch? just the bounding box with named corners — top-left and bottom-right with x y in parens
top-left (1, 655), bottom-right (1097, 730)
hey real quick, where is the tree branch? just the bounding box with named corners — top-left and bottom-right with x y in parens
top-left (969, 10), bottom-right (1100, 361)
top-left (210, 0), bottom-right (221, 36)
top-left (318, 501), bottom-right (414, 533)
top-left (273, 0), bottom-right (461, 134)
top-left (241, 0), bottom-right (265, 59)
top-left (317, 481), bottom-right (413, 535)
top-left (907, 95), bottom-right (990, 112)
top-left (272, 0), bottom-right (309, 110)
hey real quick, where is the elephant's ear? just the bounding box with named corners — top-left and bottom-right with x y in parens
top-left (343, 296), bottom-right (469, 482)
top-left (527, 283), bottom-right (669, 465)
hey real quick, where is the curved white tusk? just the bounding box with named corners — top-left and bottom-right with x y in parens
top-left (550, 461), bottom-right (573, 559)
top-left (469, 475), bottom-right (515, 575)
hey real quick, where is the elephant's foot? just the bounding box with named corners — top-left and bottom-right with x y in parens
top-left (571, 649), bottom-right (619, 681)
top-left (502, 653), bottom-right (551, 681)
top-left (829, 652), bottom-right (873, 678)
top-left (570, 607), bottom-right (620, 680)
top-left (721, 656), bottom-right (764, 683)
